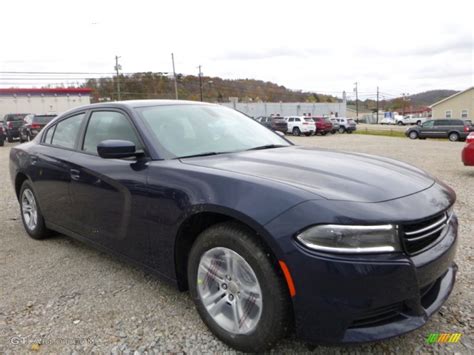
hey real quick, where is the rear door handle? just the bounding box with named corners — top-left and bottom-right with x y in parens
top-left (70, 169), bottom-right (81, 180)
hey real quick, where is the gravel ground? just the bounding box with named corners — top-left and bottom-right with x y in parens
top-left (0, 135), bottom-right (472, 354)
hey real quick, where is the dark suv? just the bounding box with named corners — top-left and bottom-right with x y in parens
top-left (0, 125), bottom-right (5, 146)
top-left (19, 114), bottom-right (57, 142)
top-left (2, 113), bottom-right (30, 142)
top-left (256, 116), bottom-right (288, 133)
top-left (406, 119), bottom-right (473, 142)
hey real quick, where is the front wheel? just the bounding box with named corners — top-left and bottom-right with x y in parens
top-left (397, 121), bottom-right (404, 126)
top-left (408, 131), bottom-right (419, 139)
top-left (338, 126), bottom-right (346, 133)
top-left (188, 223), bottom-right (292, 352)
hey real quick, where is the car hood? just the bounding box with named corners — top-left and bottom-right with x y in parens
top-left (181, 146), bottom-right (435, 202)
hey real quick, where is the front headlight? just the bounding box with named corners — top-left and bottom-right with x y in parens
top-left (296, 224), bottom-right (401, 254)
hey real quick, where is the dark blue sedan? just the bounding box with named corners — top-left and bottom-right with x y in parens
top-left (9, 100), bottom-right (458, 351)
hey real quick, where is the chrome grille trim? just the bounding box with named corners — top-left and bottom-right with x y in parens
top-left (404, 214), bottom-right (447, 236)
top-left (405, 223), bottom-right (447, 242)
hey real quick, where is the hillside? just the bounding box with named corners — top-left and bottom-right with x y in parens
top-left (348, 89), bottom-right (459, 112)
top-left (406, 90), bottom-right (458, 106)
top-left (85, 73), bottom-right (338, 103)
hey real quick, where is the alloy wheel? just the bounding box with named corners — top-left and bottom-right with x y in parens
top-left (197, 247), bottom-right (263, 335)
top-left (22, 188), bottom-right (38, 231)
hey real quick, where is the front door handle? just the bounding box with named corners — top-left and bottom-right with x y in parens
top-left (70, 169), bottom-right (81, 180)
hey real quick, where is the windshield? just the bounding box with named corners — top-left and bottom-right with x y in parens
top-left (138, 104), bottom-right (290, 159)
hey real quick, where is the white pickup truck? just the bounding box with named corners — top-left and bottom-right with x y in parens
top-left (395, 115), bottom-right (426, 126)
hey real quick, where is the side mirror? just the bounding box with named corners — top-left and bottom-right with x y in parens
top-left (275, 130), bottom-right (285, 137)
top-left (97, 140), bottom-right (136, 159)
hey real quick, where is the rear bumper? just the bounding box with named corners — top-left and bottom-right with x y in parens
top-left (6, 128), bottom-right (20, 138)
top-left (462, 144), bottom-right (474, 165)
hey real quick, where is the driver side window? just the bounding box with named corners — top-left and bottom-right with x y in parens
top-left (82, 111), bottom-right (142, 155)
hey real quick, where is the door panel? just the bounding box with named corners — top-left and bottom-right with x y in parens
top-left (68, 109), bottom-right (149, 259)
top-left (29, 145), bottom-right (75, 229)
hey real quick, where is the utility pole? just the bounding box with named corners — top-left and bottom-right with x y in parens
top-left (198, 65), bottom-right (203, 101)
top-left (114, 55), bottom-right (122, 101)
top-left (171, 53), bottom-right (178, 100)
top-left (376, 86), bottom-right (379, 124)
top-left (354, 82), bottom-right (359, 123)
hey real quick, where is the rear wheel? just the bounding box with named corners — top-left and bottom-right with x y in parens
top-left (409, 131), bottom-right (419, 139)
top-left (292, 127), bottom-right (301, 136)
top-left (416, 120), bottom-right (421, 125)
top-left (188, 222), bottom-right (292, 352)
top-left (448, 132), bottom-right (460, 142)
top-left (338, 126), bottom-right (346, 133)
top-left (19, 181), bottom-right (51, 240)
top-left (397, 121), bottom-right (403, 126)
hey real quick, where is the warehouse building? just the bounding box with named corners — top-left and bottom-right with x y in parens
top-left (0, 88), bottom-right (92, 117)
top-left (430, 87), bottom-right (473, 120)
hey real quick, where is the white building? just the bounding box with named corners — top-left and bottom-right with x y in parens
top-left (0, 88), bottom-right (92, 117)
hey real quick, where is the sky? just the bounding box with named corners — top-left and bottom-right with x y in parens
top-left (1, 0), bottom-right (472, 100)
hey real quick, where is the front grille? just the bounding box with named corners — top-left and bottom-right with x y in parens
top-left (349, 303), bottom-right (404, 328)
top-left (402, 211), bottom-right (450, 255)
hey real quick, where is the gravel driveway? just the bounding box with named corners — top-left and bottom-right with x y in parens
top-left (1, 134), bottom-right (472, 354)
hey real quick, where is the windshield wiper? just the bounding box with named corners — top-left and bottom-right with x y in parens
top-left (246, 144), bottom-right (288, 151)
top-left (176, 152), bottom-right (224, 159)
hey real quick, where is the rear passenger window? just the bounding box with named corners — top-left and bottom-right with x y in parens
top-left (51, 113), bottom-right (85, 149)
top-left (43, 125), bottom-right (55, 144)
top-left (82, 111), bottom-right (142, 154)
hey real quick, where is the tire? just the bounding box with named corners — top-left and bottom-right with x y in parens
top-left (338, 126), bottom-right (346, 133)
top-left (187, 222), bottom-right (292, 352)
top-left (19, 181), bottom-right (51, 240)
top-left (397, 121), bottom-right (403, 126)
top-left (7, 135), bottom-right (14, 143)
top-left (347, 130), bottom-right (353, 134)
top-left (448, 132), bottom-right (460, 142)
top-left (292, 127), bottom-right (301, 136)
top-left (321, 131), bottom-right (327, 136)
top-left (409, 131), bottom-right (419, 139)
top-left (416, 120), bottom-right (421, 125)
top-left (0, 139), bottom-right (4, 147)
top-left (304, 132), bottom-right (311, 136)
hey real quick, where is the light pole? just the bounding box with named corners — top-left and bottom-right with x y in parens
top-left (198, 65), bottom-right (203, 101)
top-left (114, 55), bottom-right (122, 100)
top-left (354, 82), bottom-right (359, 123)
top-left (171, 53), bottom-right (178, 100)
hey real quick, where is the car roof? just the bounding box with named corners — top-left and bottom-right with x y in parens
top-left (73, 99), bottom-right (213, 111)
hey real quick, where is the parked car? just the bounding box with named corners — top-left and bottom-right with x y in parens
top-left (256, 116), bottom-right (288, 134)
top-left (19, 114), bottom-right (57, 142)
top-left (311, 117), bottom-right (333, 135)
top-left (0, 125), bottom-right (5, 146)
top-left (2, 113), bottom-right (30, 142)
top-left (395, 115), bottom-right (426, 126)
top-left (406, 119), bottom-right (473, 142)
top-left (10, 100), bottom-right (458, 352)
top-left (256, 116), bottom-right (272, 129)
top-left (329, 118), bottom-right (340, 134)
top-left (285, 116), bottom-right (316, 136)
top-left (333, 117), bottom-right (357, 133)
top-left (462, 132), bottom-right (474, 166)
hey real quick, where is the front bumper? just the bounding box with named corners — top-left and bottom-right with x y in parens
top-left (264, 192), bottom-right (458, 344)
